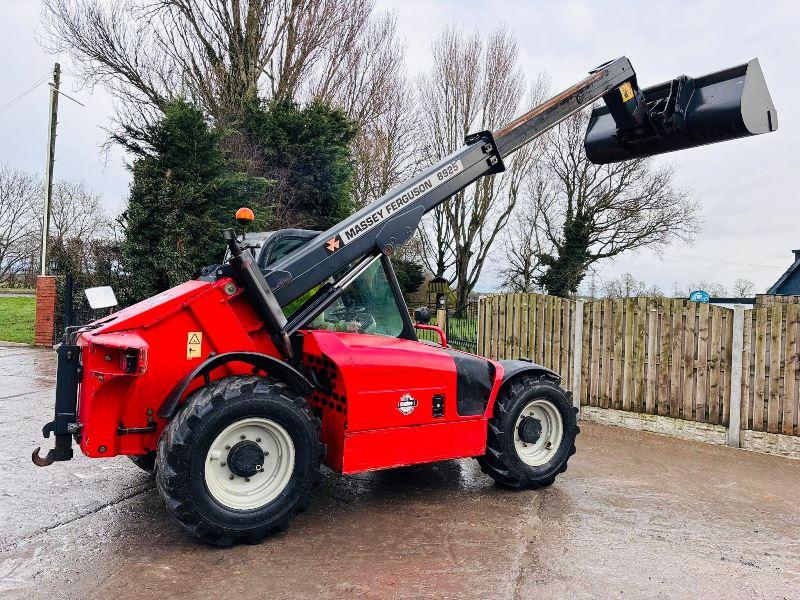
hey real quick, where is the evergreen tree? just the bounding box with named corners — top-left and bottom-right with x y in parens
top-left (120, 101), bottom-right (269, 302)
top-left (241, 100), bottom-right (357, 229)
top-left (392, 258), bottom-right (425, 297)
top-left (119, 99), bottom-right (358, 304)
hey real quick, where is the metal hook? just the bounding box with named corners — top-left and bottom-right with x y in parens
top-left (32, 446), bottom-right (56, 467)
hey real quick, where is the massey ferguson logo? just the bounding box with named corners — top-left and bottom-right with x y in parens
top-left (325, 236), bottom-right (341, 253)
top-left (397, 394), bottom-right (417, 415)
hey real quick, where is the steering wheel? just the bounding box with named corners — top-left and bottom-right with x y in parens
top-left (325, 296), bottom-right (376, 333)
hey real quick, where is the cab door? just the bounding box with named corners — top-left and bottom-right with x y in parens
top-left (305, 256), bottom-right (489, 473)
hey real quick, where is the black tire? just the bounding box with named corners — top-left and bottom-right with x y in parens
top-left (156, 375), bottom-right (323, 546)
top-left (128, 452), bottom-right (156, 474)
top-left (478, 373), bottom-right (579, 490)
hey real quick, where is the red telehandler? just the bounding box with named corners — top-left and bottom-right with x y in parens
top-left (34, 57), bottom-right (777, 545)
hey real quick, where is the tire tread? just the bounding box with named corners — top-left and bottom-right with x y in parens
top-left (156, 375), bottom-right (323, 546)
top-left (478, 373), bottom-right (578, 490)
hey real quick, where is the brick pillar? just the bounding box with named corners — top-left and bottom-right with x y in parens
top-left (34, 275), bottom-right (57, 347)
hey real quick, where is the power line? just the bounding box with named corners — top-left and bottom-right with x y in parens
top-left (56, 89), bottom-right (85, 107)
top-left (0, 72), bottom-right (50, 113)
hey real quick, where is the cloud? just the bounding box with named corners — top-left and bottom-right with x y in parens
top-left (378, 0), bottom-right (799, 294)
top-left (2, 0), bottom-right (798, 293)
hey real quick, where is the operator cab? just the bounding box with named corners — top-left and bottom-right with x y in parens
top-left (301, 254), bottom-right (412, 338)
top-left (223, 211), bottom-right (415, 342)
top-left (223, 228), bottom-right (321, 270)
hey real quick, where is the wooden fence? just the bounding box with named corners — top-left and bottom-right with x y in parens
top-left (580, 298), bottom-right (733, 426)
top-left (742, 302), bottom-right (799, 435)
top-left (478, 293), bottom-right (578, 390)
top-left (477, 293), bottom-right (800, 438)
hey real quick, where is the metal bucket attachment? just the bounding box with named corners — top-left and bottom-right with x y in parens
top-left (584, 59), bottom-right (777, 164)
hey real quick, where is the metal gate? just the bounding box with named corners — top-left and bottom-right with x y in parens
top-left (54, 273), bottom-right (102, 343)
top-left (446, 297), bottom-right (479, 353)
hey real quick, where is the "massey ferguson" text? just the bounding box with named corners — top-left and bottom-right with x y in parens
top-left (340, 159), bottom-right (463, 245)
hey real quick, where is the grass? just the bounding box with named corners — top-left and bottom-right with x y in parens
top-left (0, 296), bottom-right (36, 344)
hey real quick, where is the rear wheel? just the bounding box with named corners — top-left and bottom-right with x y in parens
top-left (478, 373), bottom-right (578, 489)
top-left (156, 376), bottom-right (323, 546)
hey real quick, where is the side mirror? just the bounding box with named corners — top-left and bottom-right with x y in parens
top-left (414, 306), bottom-right (431, 324)
top-left (84, 286), bottom-right (118, 310)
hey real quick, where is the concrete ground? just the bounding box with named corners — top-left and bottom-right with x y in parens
top-left (2, 346), bottom-right (799, 600)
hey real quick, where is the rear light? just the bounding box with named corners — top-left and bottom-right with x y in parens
top-left (123, 349), bottom-right (139, 374)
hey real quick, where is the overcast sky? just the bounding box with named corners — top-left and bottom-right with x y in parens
top-left (1, 0), bottom-right (798, 295)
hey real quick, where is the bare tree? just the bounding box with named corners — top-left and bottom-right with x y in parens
top-left (601, 273), bottom-right (647, 299)
top-left (582, 271), bottom-right (600, 300)
top-left (0, 165), bottom-right (40, 285)
top-left (644, 284), bottom-right (665, 299)
top-left (42, 0), bottom-right (400, 130)
top-left (0, 165), bottom-right (109, 285)
top-left (732, 278), bottom-right (755, 297)
top-left (673, 280), bottom-right (727, 298)
top-left (417, 25), bottom-right (546, 311)
top-left (324, 13), bottom-right (422, 210)
top-left (498, 176), bottom-right (550, 293)
top-left (527, 111), bottom-right (700, 297)
top-left (349, 76), bottom-right (421, 209)
top-left (36, 178), bottom-right (110, 280)
top-left (48, 179), bottom-right (108, 242)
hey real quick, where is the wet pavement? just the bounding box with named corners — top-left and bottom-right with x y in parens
top-left (2, 346), bottom-right (799, 599)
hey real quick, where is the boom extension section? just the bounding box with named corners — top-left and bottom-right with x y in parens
top-left (263, 57), bottom-right (644, 310)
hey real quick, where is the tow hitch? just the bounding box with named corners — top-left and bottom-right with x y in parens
top-left (32, 343), bottom-right (81, 467)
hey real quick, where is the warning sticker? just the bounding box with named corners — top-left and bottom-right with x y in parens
top-left (187, 331), bottom-right (202, 359)
top-left (618, 81), bottom-right (634, 103)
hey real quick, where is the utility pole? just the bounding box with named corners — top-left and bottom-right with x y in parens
top-left (40, 63), bottom-right (60, 276)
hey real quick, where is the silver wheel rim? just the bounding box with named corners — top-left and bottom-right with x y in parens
top-left (204, 417), bottom-right (295, 510)
top-left (513, 399), bottom-right (564, 467)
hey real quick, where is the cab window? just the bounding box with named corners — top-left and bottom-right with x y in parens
top-left (309, 259), bottom-right (405, 337)
top-left (261, 236), bottom-right (310, 268)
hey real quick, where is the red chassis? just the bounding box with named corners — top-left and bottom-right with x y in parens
top-left (74, 275), bottom-right (504, 473)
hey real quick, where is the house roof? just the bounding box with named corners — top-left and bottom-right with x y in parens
top-left (767, 250), bottom-right (800, 294)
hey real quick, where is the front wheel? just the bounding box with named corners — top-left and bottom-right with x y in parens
top-left (156, 376), bottom-right (323, 546)
top-left (478, 373), bottom-right (578, 489)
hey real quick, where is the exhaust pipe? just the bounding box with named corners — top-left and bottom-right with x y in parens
top-left (584, 58), bottom-right (777, 164)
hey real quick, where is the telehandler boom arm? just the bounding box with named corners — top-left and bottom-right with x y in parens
top-left (261, 57), bottom-right (639, 309)
top-left (225, 56), bottom-right (776, 349)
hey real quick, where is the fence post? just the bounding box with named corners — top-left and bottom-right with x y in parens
top-left (728, 304), bottom-right (746, 448)
top-left (436, 293), bottom-right (447, 335)
top-left (34, 275), bottom-right (57, 347)
top-left (477, 297), bottom-right (484, 356)
top-left (571, 300), bottom-right (585, 415)
top-left (646, 308), bottom-right (658, 413)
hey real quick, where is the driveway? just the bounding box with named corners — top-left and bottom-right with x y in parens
top-left (1, 346), bottom-right (799, 599)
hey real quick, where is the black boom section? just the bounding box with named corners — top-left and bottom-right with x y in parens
top-left (443, 349), bottom-right (496, 416)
